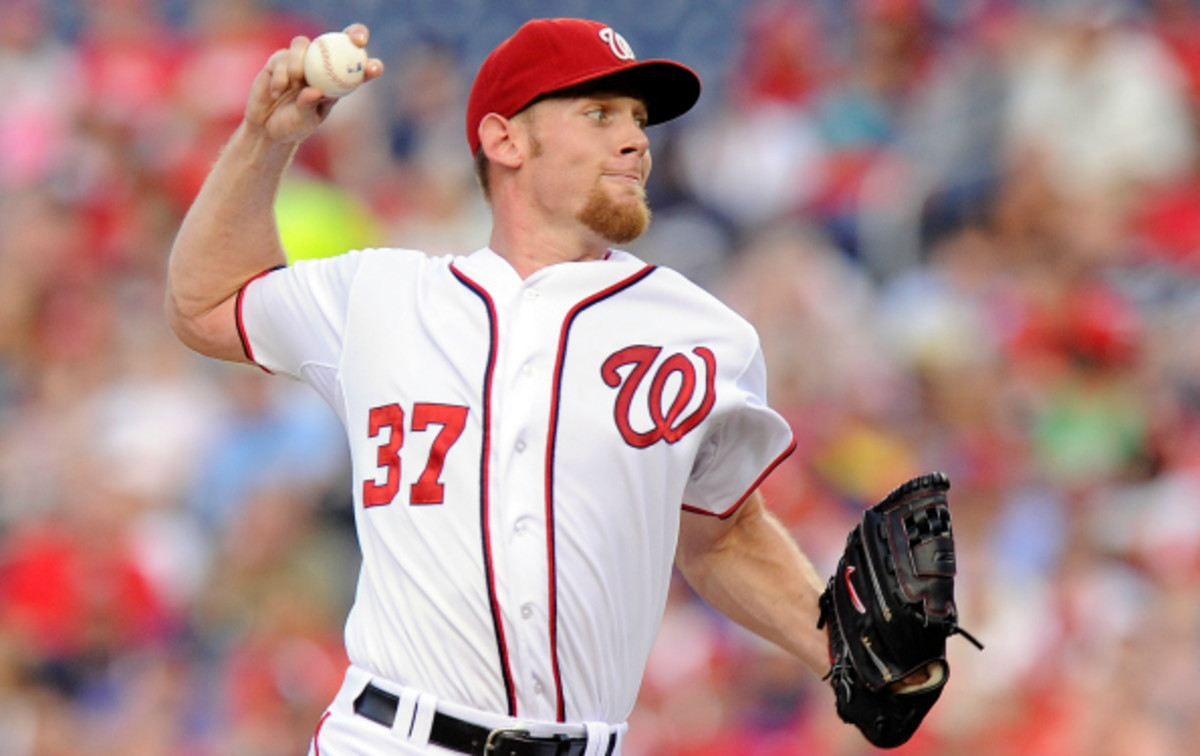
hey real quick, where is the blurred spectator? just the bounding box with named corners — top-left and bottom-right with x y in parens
top-left (168, 0), bottom-right (312, 206)
top-left (674, 2), bottom-right (828, 230)
top-left (196, 484), bottom-right (354, 756)
top-left (0, 0), bottom-right (83, 192)
top-left (185, 368), bottom-right (348, 532)
top-left (1002, 0), bottom-right (1194, 216)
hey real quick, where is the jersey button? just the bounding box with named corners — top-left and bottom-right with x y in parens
top-left (515, 440), bottom-right (527, 453)
top-left (521, 363), bottom-right (534, 376)
top-left (521, 604), bottom-right (534, 619)
top-left (523, 289), bottom-right (540, 300)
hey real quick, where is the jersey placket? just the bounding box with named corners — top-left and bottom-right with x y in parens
top-left (489, 280), bottom-right (562, 721)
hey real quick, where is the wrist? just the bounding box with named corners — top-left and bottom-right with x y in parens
top-left (233, 121), bottom-right (300, 160)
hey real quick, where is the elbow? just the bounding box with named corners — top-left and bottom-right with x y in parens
top-left (163, 289), bottom-right (188, 343)
top-left (163, 286), bottom-right (204, 351)
top-left (163, 286), bottom-right (246, 363)
top-left (164, 303), bottom-right (209, 357)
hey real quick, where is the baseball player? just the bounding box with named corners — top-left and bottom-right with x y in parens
top-left (167, 18), bottom-right (936, 755)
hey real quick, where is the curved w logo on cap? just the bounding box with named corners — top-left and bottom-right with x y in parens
top-left (598, 27), bottom-right (636, 61)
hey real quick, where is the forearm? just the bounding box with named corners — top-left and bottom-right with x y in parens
top-left (676, 494), bottom-right (830, 677)
top-left (164, 28), bottom-right (383, 360)
top-left (166, 123), bottom-right (294, 336)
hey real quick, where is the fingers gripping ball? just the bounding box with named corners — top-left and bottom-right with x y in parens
top-left (817, 472), bottom-right (984, 748)
top-left (304, 32), bottom-right (367, 98)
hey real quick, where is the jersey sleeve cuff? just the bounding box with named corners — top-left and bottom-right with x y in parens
top-left (235, 265), bottom-right (286, 373)
top-left (682, 436), bottom-right (797, 520)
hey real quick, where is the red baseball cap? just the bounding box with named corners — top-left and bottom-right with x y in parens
top-left (466, 18), bottom-right (702, 155)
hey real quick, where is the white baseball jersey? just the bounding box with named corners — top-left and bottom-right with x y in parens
top-left (238, 246), bottom-right (795, 725)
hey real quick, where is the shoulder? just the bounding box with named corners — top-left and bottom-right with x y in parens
top-left (642, 264), bottom-right (759, 336)
top-left (596, 254), bottom-right (764, 364)
top-left (341, 246), bottom-right (457, 270)
top-left (610, 251), bottom-right (737, 309)
top-left (282, 247), bottom-right (459, 284)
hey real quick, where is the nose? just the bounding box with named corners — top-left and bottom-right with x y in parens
top-left (624, 129), bottom-right (652, 157)
top-left (619, 116), bottom-right (650, 157)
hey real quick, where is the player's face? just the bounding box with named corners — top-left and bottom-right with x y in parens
top-left (520, 93), bottom-right (653, 244)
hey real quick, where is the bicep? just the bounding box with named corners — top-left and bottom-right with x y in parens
top-left (676, 490), bottom-right (764, 573)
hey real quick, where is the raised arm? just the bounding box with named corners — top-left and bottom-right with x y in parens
top-left (675, 490), bottom-right (830, 676)
top-left (165, 25), bottom-right (383, 362)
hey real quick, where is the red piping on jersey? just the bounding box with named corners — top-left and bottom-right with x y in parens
top-left (451, 264), bottom-right (519, 717)
top-left (234, 265), bottom-right (286, 374)
top-left (681, 436), bottom-right (797, 520)
top-left (545, 264), bottom-right (657, 722)
top-left (311, 711), bottom-right (332, 755)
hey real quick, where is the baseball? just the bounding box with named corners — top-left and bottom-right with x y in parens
top-left (304, 32), bottom-right (367, 98)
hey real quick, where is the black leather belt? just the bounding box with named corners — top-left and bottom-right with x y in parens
top-left (353, 683), bottom-right (616, 756)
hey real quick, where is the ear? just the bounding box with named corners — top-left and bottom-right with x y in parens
top-left (478, 113), bottom-right (525, 170)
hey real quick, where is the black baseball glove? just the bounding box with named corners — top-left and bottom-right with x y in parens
top-left (817, 472), bottom-right (983, 748)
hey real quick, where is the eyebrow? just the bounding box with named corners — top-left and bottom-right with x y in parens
top-left (579, 92), bottom-right (650, 117)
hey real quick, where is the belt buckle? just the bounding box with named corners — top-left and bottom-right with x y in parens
top-left (483, 727), bottom-right (531, 754)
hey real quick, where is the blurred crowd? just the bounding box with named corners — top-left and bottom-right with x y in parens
top-left (3, 0), bottom-right (1200, 754)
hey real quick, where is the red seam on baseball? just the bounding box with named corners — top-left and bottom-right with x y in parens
top-left (320, 38), bottom-right (357, 91)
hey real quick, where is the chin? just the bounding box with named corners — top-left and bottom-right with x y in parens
top-left (578, 184), bottom-right (651, 245)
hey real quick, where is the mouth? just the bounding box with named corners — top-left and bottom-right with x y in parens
top-left (602, 172), bottom-right (643, 186)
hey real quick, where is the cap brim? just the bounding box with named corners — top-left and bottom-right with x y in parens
top-left (590, 60), bottom-right (702, 126)
top-left (529, 60), bottom-right (700, 127)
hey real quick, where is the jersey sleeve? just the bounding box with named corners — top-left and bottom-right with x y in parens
top-left (237, 251), bottom-right (364, 384)
top-left (682, 345), bottom-right (796, 518)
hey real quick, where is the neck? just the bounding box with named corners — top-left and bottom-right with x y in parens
top-left (488, 204), bottom-right (609, 279)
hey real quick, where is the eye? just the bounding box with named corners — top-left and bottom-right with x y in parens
top-left (586, 107), bottom-right (608, 123)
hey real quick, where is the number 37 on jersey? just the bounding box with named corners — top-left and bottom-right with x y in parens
top-left (361, 402), bottom-right (469, 508)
